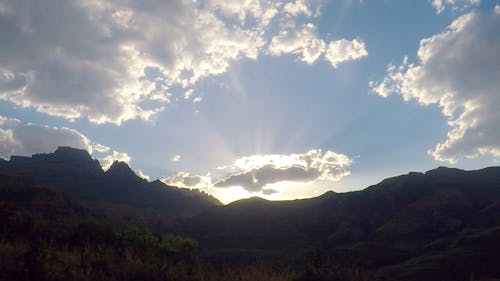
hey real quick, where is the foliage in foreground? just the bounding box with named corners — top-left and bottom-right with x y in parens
top-left (0, 214), bottom-right (379, 281)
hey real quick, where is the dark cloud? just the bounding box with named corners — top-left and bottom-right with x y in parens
top-left (215, 165), bottom-right (320, 192)
top-left (162, 172), bottom-right (210, 189)
top-left (262, 188), bottom-right (279, 195)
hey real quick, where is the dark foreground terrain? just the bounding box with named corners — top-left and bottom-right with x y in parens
top-left (1, 147), bottom-right (499, 281)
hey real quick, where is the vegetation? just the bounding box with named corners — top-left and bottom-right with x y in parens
top-left (0, 215), bottom-right (380, 281)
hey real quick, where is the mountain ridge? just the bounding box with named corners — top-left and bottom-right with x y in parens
top-left (1, 147), bottom-right (500, 279)
top-left (0, 147), bottom-right (221, 224)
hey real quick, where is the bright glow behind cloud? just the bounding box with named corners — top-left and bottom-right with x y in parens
top-left (163, 149), bottom-right (352, 203)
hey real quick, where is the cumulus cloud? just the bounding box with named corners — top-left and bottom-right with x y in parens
top-left (215, 150), bottom-right (351, 192)
top-left (0, 116), bottom-right (92, 158)
top-left (0, 0), bottom-right (266, 124)
top-left (268, 23), bottom-right (326, 64)
top-left (283, 0), bottom-right (313, 17)
top-left (0, 115), bottom-right (131, 169)
top-left (267, 24), bottom-right (368, 67)
top-left (163, 149), bottom-right (351, 195)
top-left (431, 0), bottom-right (480, 14)
top-left (370, 10), bottom-right (500, 163)
top-left (135, 170), bottom-right (150, 181)
top-left (0, 0), bottom-right (367, 124)
top-left (0, 0), bottom-right (362, 125)
top-left (325, 39), bottom-right (368, 68)
top-left (98, 151), bottom-right (131, 171)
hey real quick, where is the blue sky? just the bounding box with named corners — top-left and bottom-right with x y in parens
top-left (1, 0), bottom-right (499, 203)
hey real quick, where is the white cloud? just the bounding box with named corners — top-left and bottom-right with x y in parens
top-left (135, 169), bottom-right (150, 181)
top-left (283, 0), bottom-right (313, 17)
top-left (325, 38), bottom-right (368, 68)
top-left (164, 149), bottom-right (351, 196)
top-left (93, 143), bottom-right (110, 153)
top-left (431, 0), bottom-right (480, 14)
top-left (0, 116), bottom-right (92, 158)
top-left (495, 5), bottom-right (500, 15)
top-left (370, 10), bottom-right (500, 163)
top-left (268, 23), bottom-right (326, 64)
top-left (0, 0), bottom-right (366, 124)
top-left (171, 154), bottom-right (182, 162)
top-left (0, 0), bottom-right (265, 124)
top-left (0, 115), bottom-right (131, 169)
top-left (183, 89), bottom-right (194, 100)
top-left (215, 150), bottom-right (351, 192)
top-left (98, 150), bottom-right (131, 170)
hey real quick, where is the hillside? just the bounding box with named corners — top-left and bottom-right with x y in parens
top-left (0, 147), bottom-right (221, 225)
top-left (179, 167), bottom-right (500, 280)
top-left (1, 148), bottom-right (500, 280)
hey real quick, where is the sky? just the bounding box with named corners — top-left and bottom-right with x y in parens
top-left (1, 0), bottom-right (499, 204)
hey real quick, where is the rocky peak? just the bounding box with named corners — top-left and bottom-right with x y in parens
top-left (105, 161), bottom-right (139, 180)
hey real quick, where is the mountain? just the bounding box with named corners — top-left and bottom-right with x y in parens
top-left (179, 167), bottom-right (500, 280)
top-left (0, 147), bottom-right (221, 225)
top-left (0, 172), bottom-right (92, 229)
top-left (1, 147), bottom-right (499, 280)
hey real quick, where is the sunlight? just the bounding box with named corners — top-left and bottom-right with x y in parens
top-left (208, 186), bottom-right (253, 205)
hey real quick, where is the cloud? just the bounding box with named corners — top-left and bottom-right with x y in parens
top-left (370, 10), bottom-right (500, 163)
top-left (325, 39), bottom-right (368, 68)
top-left (162, 149), bottom-right (351, 201)
top-left (268, 23), bottom-right (326, 64)
top-left (262, 188), bottom-right (279, 195)
top-left (0, 116), bottom-right (92, 158)
top-left (0, 115), bottom-right (131, 169)
top-left (171, 154), bottom-right (181, 162)
top-left (93, 143), bottom-right (110, 153)
top-left (267, 24), bottom-right (368, 67)
top-left (215, 165), bottom-right (320, 192)
top-left (162, 172), bottom-right (212, 189)
top-left (0, 1), bottom-right (368, 124)
top-left (98, 150), bottom-right (131, 171)
top-left (135, 170), bottom-right (150, 181)
top-left (431, 0), bottom-right (480, 14)
top-left (283, 0), bottom-right (313, 17)
top-left (183, 89), bottom-right (194, 100)
top-left (0, 0), bottom-right (267, 124)
top-left (215, 150), bottom-right (351, 192)
top-left (0, 0), bottom-right (364, 124)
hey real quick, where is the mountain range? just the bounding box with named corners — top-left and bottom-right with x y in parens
top-left (0, 146), bottom-right (220, 226)
top-left (1, 147), bottom-right (499, 280)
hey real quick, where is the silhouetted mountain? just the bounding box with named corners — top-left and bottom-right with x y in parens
top-left (180, 167), bottom-right (500, 280)
top-left (0, 172), bottom-right (92, 227)
top-left (0, 171), bottom-right (203, 281)
top-left (1, 148), bottom-right (499, 280)
top-left (0, 147), bottom-right (221, 224)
